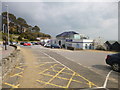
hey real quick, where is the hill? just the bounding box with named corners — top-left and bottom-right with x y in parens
top-left (1, 12), bottom-right (51, 41)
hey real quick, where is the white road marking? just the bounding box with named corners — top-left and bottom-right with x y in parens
top-left (42, 52), bottom-right (113, 89)
top-left (103, 70), bottom-right (113, 88)
top-left (42, 52), bottom-right (70, 69)
top-left (63, 56), bottom-right (114, 89)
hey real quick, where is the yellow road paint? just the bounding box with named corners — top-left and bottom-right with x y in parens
top-left (45, 67), bottom-right (66, 85)
top-left (10, 72), bottom-right (23, 77)
top-left (15, 66), bottom-right (24, 70)
top-left (89, 82), bottom-right (92, 88)
top-left (39, 64), bottom-right (58, 74)
top-left (72, 79), bottom-right (82, 84)
top-left (36, 63), bottom-right (47, 67)
top-left (52, 67), bottom-right (97, 87)
top-left (66, 72), bottom-right (75, 88)
top-left (52, 69), bottom-right (73, 76)
top-left (41, 72), bottom-right (83, 84)
top-left (76, 74), bottom-right (98, 87)
top-left (3, 82), bottom-right (20, 88)
top-left (36, 80), bottom-right (66, 88)
top-left (41, 73), bottom-right (54, 77)
top-left (40, 73), bottom-right (69, 81)
top-left (38, 63), bottom-right (97, 88)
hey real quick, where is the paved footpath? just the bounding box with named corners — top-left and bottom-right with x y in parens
top-left (0, 45), bottom-right (15, 89)
top-left (0, 45), bottom-right (15, 59)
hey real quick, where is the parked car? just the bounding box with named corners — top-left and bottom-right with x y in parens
top-left (44, 44), bottom-right (51, 48)
top-left (51, 44), bottom-right (61, 48)
top-left (20, 42), bottom-right (26, 45)
top-left (31, 42), bottom-right (35, 45)
top-left (9, 42), bottom-right (17, 45)
top-left (23, 42), bottom-right (32, 46)
top-left (105, 52), bottom-right (120, 72)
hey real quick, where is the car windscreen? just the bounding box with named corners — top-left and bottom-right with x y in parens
top-left (117, 53), bottom-right (120, 57)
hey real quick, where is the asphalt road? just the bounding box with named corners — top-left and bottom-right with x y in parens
top-left (2, 45), bottom-right (120, 89)
top-left (30, 45), bottom-right (119, 88)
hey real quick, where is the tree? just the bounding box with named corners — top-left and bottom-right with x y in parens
top-left (17, 17), bottom-right (27, 24)
top-left (18, 36), bottom-right (22, 41)
top-left (32, 26), bottom-right (40, 32)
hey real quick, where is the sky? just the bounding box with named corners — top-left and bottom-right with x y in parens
top-left (2, 0), bottom-right (118, 40)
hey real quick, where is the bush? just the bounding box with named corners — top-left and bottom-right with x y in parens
top-left (67, 46), bottom-right (74, 50)
top-left (75, 48), bottom-right (83, 50)
top-left (96, 45), bottom-right (105, 50)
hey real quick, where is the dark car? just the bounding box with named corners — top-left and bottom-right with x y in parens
top-left (106, 52), bottom-right (120, 72)
top-left (51, 44), bottom-right (61, 48)
top-left (20, 42), bottom-right (26, 45)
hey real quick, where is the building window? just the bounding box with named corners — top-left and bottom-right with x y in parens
top-left (76, 43), bottom-right (80, 48)
top-left (59, 41), bottom-right (61, 46)
top-left (85, 44), bottom-right (88, 49)
top-left (89, 44), bottom-right (92, 49)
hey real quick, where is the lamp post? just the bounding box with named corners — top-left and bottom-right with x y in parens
top-left (6, 5), bottom-right (9, 45)
top-left (2, 24), bottom-right (5, 33)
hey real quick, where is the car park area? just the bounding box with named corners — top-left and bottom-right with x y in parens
top-left (2, 45), bottom-right (119, 89)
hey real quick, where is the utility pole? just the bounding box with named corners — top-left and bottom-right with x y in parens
top-left (2, 24), bottom-right (5, 33)
top-left (6, 5), bottom-right (9, 45)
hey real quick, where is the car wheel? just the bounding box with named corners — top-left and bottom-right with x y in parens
top-left (112, 63), bottom-right (120, 72)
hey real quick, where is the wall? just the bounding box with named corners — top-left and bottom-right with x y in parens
top-left (1, 47), bottom-right (23, 81)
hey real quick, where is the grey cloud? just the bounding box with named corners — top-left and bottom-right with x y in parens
top-left (2, 2), bottom-right (118, 40)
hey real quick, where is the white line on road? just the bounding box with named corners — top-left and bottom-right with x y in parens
top-left (103, 70), bottom-right (113, 88)
top-left (64, 56), bottom-right (113, 89)
top-left (42, 52), bottom-right (114, 89)
top-left (42, 52), bottom-right (70, 69)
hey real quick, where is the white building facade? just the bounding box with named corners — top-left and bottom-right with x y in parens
top-left (65, 39), bottom-right (94, 49)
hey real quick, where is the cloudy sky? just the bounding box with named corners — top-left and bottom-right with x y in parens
top-left (2, 1), bottom-right (118, 40)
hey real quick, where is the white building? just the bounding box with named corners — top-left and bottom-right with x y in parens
top-left (55, 31), bottom-right (94, 50)
top-left (65, 39), bottom-right (94, 49)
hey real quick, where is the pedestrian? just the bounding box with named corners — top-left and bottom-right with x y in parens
top-left (3, 41), bottom-right (7, 50)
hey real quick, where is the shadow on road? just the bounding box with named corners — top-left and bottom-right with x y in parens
top-left (92, 64), bottom-right (111, 71)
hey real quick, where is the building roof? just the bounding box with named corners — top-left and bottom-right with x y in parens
top-left (56, 31), bottom-right (78, 38)
top-left (106, 41), bottom-right (120, 45)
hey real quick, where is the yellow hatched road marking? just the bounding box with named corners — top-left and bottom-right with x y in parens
top-left (39, 73), bottom-right (88, 86)
top-left (3, 82), bottom-right (20, 88)
top-left (40, 73), bottom-right (69, 81)
top-left (41, 73), bottom-right (53, 77)
top-left (76, 74), bottom-right (98, 87)
top-left (52, 69), bottom-right (76, 76)
top-left (66, 72), bottom-right (76, 88)
top-left (15, 67), bottom-right (24, 70)
top-left (36, 80), bottom-right (66, 88)
top-left (45, 67), bottom-right (66, 85)
top-left (39, 64), bottom-right (58, 74)
top-left (10, 72), bottom-right (23, 77)
top-left (40, 73), bottom-right (83, 84)
top-left (36, 63), bottom-right (47, 67)
top-left (37, 63), bottom-right (97, 88)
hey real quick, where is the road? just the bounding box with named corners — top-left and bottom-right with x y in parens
top-left (2, 45), bottom-right (120, 89)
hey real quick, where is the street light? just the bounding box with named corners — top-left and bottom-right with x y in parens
top-left (2, 24), bottom-right (5, 33)
top-left (6, 5), bottom-right (9, 45)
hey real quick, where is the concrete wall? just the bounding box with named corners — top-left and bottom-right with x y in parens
top-left (1, 46), bottom-right (23, 81)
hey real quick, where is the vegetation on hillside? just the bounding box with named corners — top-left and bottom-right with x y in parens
top-left (1, 12), bottom-right (51, 41)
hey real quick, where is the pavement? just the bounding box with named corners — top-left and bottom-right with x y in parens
top-left (0, 45), bottom-right (15, 59)
top-left (2, 45), bottom-right (120, 89)
top-left (0, 45), bottom-right (15, 89)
